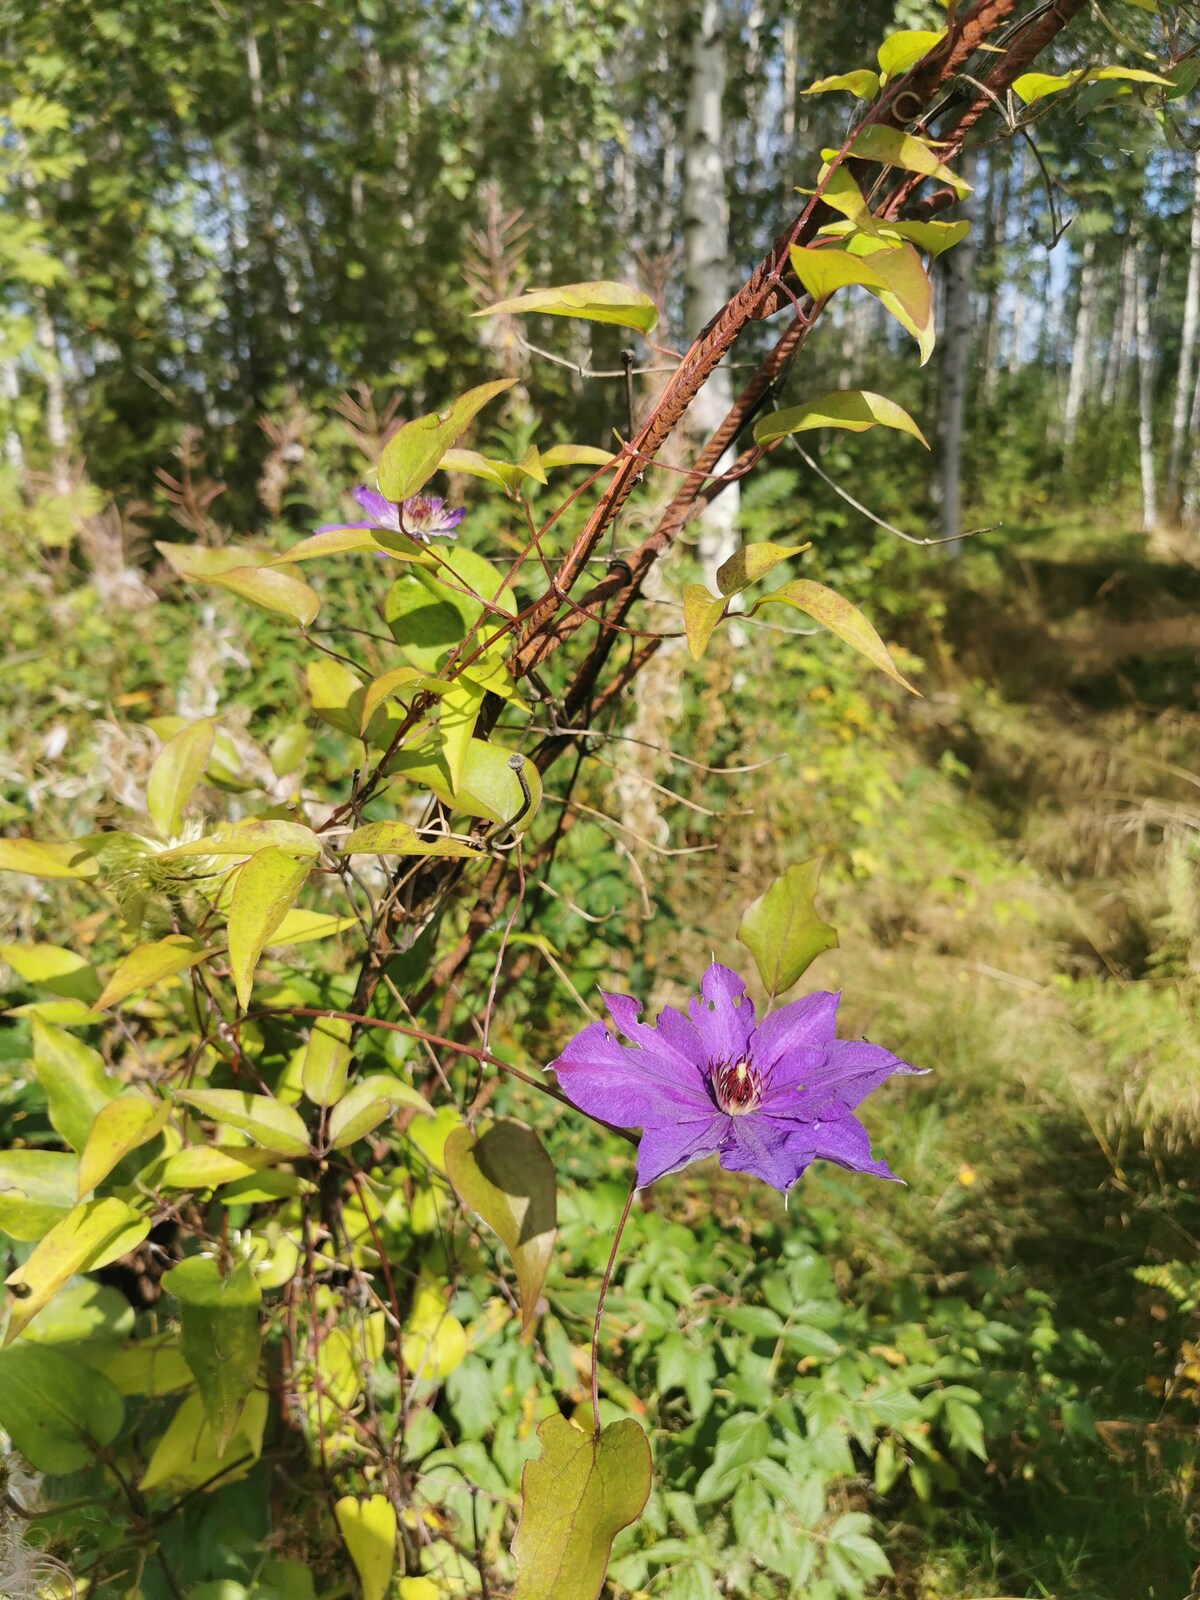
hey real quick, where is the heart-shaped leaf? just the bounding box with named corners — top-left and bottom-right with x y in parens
top-left (335, 1496), bottom-right (397, 1600)
top-left (737, 859), bottom-right (839, 998)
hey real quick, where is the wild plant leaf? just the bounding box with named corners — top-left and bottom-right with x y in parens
top-left (32, 1016), bottom-right (119, 1153)
top-left (301, 1016), bottom-right (353, 1107)
top-left (377, 378), bottom-right (515, 502)
top-left (400, 1277), bottom-right (468, 1380)
top-left (445, 1119), bottom-right (557, 1332)
top-left (876, 28), bottom-right (945, 79)
top-left (176, 1089), bottom-right (310, 1157)
top-left (683, 584), bottom-right (726, 660)
top-left (0, 942), bottom-right (99, 1003)
top-left (737, 859), bottom-right (839, 998)
top-left (0, 1343), bottom-right (125, 1473)
top-left (851, 240), bottom-right (935, 364)
top-left (163, 1256), bottom-right (262, 1455)
top-left (474, 280), bottom-right (658, 334)
top-left (157, 1144), bottom-right (282, 1191)
top-left (96, 935), bottom-right (213, 1009)
top-left (878, 218), bottom-right (970, 259)
top-left (0, 838), bottom-right (97, 878)
top-left (512, 1415), bottom-right (653, 1600)
top-left (359, 665), bottom-right (452, 733)
top-left (802, 69), bottom-right (880, 99)
top-left (227, 846), bottom-right (314, 1007)
top-left (715, 543), bottom-right (809, 598)
top-left (387, 740), bottom-right (541, 833)
top-left (77, 1095), bottom-right (170, 1197)
top-left (0, 1150), bottom-right (79, 1241)
top-left (189, 561), bottom-right (320, 627)
top-left (749, 579), bottom-right (918, 693)
top-left (753, 391), bottom-right (928, 448)
top-left (1013, 65), bottom-right (1172, 103)
top-left (139, 1387), bottom-right (267, 1491)
top-left (156, 819), bottom-right (320, 861)
top-left (146, 718), bottom-right (214, 837)
top-left (788, 244), bottom-right (891, 300)
top-left (841, 125), bottom-right (970, 198)
top-left (539, 444), bottom-right (618, 469)
top-left (326, 1074), bottom-right (433, 1150)
top-left (334, 1496), bottom-right (397, 1600)
top-left (4, 1197), bottom-right (150, 1341)
top-left (340, 820), bottom-right (480, 858)
top-left (267, 908), bottom-right (359, 945)
top-left (439, 677), bottom-right (486, 792)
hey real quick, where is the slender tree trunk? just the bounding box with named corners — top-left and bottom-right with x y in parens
top-left (1063, 238), bottom-right (1098, 452)
top-left (682, 0), bottom-right (739, 585)
top-left (1134, 246), bottom-right (1158, 532)
top-left (1166, 148), bottom-right (1200, 514)
top-left (1181, 351), bottom-right (1200, 529)
top-left (981, 150), bottom-right (1008, 403)
top-left (1, 360), bottom-right (25, 484)
top-left (1110, 242), bottom-right (1139, 405)
top-left (937, 152), bottom-right (977, 549)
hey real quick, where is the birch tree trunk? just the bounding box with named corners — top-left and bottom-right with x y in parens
top-left (981, 150), bottom-right (1008, 403)
top-left (1166, 148), bottom-right (1200, 514)
top-left (1063, 238), bottom-right (1097, 452)
top-left (936, 153), bottom-right (977, 549)
top-left (682, 0), bottom-right (739, 586)
top-left (1, 360), bottom-right (25, 483)
top-left (1134, 246), bottom-right (1158, 533)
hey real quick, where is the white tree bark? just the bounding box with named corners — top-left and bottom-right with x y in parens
top-left (1166, 149), bottom-right (1200, 512)
top-left (1134, 246), bottom-right (1158, 533)
top-left (682, 0), bottom-right (739, 587)
top-left (1063, 238), bottom-right (1098, 451)
top-left (1, 360), bottom-right (25, 482)
top-left (937, 154), bottom-right (977, 549)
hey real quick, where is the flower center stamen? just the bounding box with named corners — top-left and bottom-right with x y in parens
top-left (711, 1055), bottom-right (762, 1115)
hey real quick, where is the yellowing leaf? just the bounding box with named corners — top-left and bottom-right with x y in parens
top-left (0, 943), bottom-right (99, 1004)
top-left (335, 1496), bottom-right (397, 1600)
top-left (474, 281), bottom-right (657, 334)
top-left (387, 740), bottom-right (541, 834)
top-left (878, 218), bottom-right (970, 259)
top-left (842, 125), bottom-right (970, 198)
top-left (146, 719), bottom-right (214, 837)
top-left (32, 1017), bottom-right (119, 1153)
top-left (401, 1279), bottom-right (468, 1380)
top-left (439, 678), bottom-right (486, 792)
top-left (139, 1387), bottom-right (267, 1491)
top-left (512, 1416), bottom-right (653, 1600)
top-left (683, 584), bottom-right (726, 661)
top-left (0, 1150), bottom-right (79, 1241)
top-left (5, 1197), bottom-right (150, 1341)
top-left (271, 527), bottom-right (419, 563)
top-left (0, 838), bottom-right (97, 879)
top-left (100, 1334), bottom-right (194, 1397)
top-left (77, 1096), bottom-right (170, 1197)
top-left (737, 859), bottom-right (839, 998)
top-left (753, 391), bottom-right (928, 448)
top-left (788, 244), bottom-right (891, 300)
top-left (803, 69), bottom-right (880, 99)
top-left (326, 1074), bottom-right (434, 1150)
top-left (155, 819), bottom-right (320, 862)
top-left (96, 935), bottom-right (213, 1009)
top-left (358, 666), bottom-right (452, 734)
top-left (267, 908), bottom-right (358, 946)
top-left (227, 846), bottom-right (313, 1007)
top-left (750, 579), bottom-right (919, 693)
top-left (407, 1106), bottom-right (463, 1175)
top-left (378, 379), bottom-right (515, 503)
top-left (877, 28), bottom-right (945, 80)
top-left (1013, 65), bottom-right (1173, 104)
top-left (445, 1120), bottom-right (556, 1333)
top-left (176, 1089), bottom-right (310, 1158)
top-left (539, 444), bottom-right (618, 470)
top-left (302, 1016), bottom-right (353, 1108)
top-left (340, 821), bottom-right (480, 858)
top-left (208, 564), bottom-right (320, 627)
top-left (715, 543), bottom-right (809, 599)
top-left (858, 241), bottom-right (936, 365)
top-left (157, 1144), bottom-right (281, 1191)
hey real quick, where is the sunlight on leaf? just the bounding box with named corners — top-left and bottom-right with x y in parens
top-left (737, 859), bottom-right (839, 998)
top-left (474, 281), bottom-right (658, 334)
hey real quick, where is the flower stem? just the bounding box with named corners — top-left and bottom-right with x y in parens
top-left (591, 1181), bottom-right (637, 1438)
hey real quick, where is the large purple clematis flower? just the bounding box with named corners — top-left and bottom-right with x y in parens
top-left (550, 962), bottom-right (925, 1193)
top-left (318, 485), bottom-right (466, 544)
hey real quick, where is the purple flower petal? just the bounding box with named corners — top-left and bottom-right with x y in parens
top-left (719, 1116), bottom-right (815, 1192)
top-left (601, 990), bottom-right (706, 1074)
top-left (808, 1111), bottom-right (900, 1181)
top-left (687, 962), bottom-right (756, 1063)
top-left (636, 1117), bottom-right (726, 1186)
top-left (751, 991), bottom-right (840, 1072)
top-left (352, 486), bottom-right (402, 529)
top-left (550, 1020), bottom-right (714, 1129)
top-left (799, 1040), bottom-right (925, 1117)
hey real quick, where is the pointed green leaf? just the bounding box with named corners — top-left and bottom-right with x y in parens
top-left (157, 1144), bottom-right (282, 1191)
top-left (176, 1089), bottom-right (310, 1157)
top-left (683, 584), bottom-right (726, 660)
top-left (340, 821), bottom-right (480, 858)
top-left (0, 943), bottom-right (100, 1003)
top-left (139, 1387), bottom-right (267, 1491)
top-left (445, 1120), bottom-right (556, 1333)
top-left (715, 543), bottom-right (809, 598)
top-left (512, 1415), bottom-right (652, 1600)
top-left (271, 527), bottom-right (423, 563)
top-left (440, 447), bottom-right (526, 490)
top-left (307, 657), bottom-right (366, 738)
top-left (878, 218), bottom-right (970, 259)
top-left (854, 241), bottom-right (935, 364)
top-left (77, 1095), bottom-right (170, 1197)
top-left (439, 677), bottom-right (486, 792)
top-left (737, 859), bottom-right (839, 998)
top-left (0, 1150), bottom-right (79, 1241)
top-left (326, 1074), bottom-right (433, 1150)
top-left (749, 579), bottom-right (919, 693)
top-left (378, 379), bottom-right (515, 503)
top-left (302, 1016), bottom-right (353, 1108)
top-left (32, 1016), bottom-right (119, 1153)
top-left (753, 391), bottom-right (928, 448)
top-left (208, 564), bottom-right (320, 627)
top-left (842, 125), bottom-right (970, 197)
top-left (335, 1495), bottom-right (397, 1600)
top-left (803, 70), bottom-right (880, 99)
top-left (359, 666), bottom-right (452, 734)
top-left (1012, 65), bottom-right (1172, 104)
top-left (387, 740), bottom-right (541, 833)
top-left (788, 244), bottom-right (891, 300)
top-left (267, 908), bottom-right (358, 946)
top-left (156, 819), bottom-right (319, 862)
top-left (228, 846), bottom-right (313, 1007)
top-left (163, 1256), bottom-right (262, 1455)
top-left (147, 719), bottom-right (215, 837)
top-left (5, 1197), bottom-right (150, 1341)
top-left (474, 281), bottom-right (658, 334)
top-left (156, 542), bottom-right (270, 581)
top-left (0, 838), bottom-right (97, 879)
top-left (96, 936), bottom-right (214, 1009)
top-left (877, 28), bottom-right (945, 80)
top-left (539, 444), bottom-right (618, 470)
top-left (0, 1343), bottom-right (124, 1473)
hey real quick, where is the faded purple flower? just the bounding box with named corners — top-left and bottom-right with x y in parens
top-left (318, 485), bottom-right (466, 545)
top-left (550, 962), bottom-right (925, 1192)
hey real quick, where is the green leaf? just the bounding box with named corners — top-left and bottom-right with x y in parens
top-left (387, 740), bottom-right (541, 833)
top-left (163, 1256), bottom-right (262, 1455)
top-left (359, 666), bottom-right (452, 734)
top-left (737, 860), bottom-right (839, 998)
top-left (77, 1095), bottom-right (170, 1196)
top-left (384, 546), bottom-right (516, 676)
top-left (307, 657), bottom-right (368, 737)
top-left (878, 218), bottom-right (970, 259)
top-left (99, 1333), bottom-right (194, 1397)
top-left (0, 837), bottom-right (97, 879)
top-left (267, 908), bottom-right (358, 946)
top-left (440, 447), bottom-right (528, 491)
top-left (439, 677), bottom-right (486, 792)
top-left (788, 244), bottom-right (891, 300)
top-left (340, 821), bottom-right (480, 858)
top-left (157, 1144), bottom-right (282, 1192)
top-left (683, 585), bottom-right (726, 660)
top-left (146, 718), bottom-right (215, 837)
top-left (539, 444), bottom-right (618, 470)
top-left (378, 379), bottom-right (515, 502)
top-left (445, 1120), bottom-right (557, 1333)
top-left (302, 1016), bottom-right (353, 1108)
top-left (210, 564), bottom-right (320, 627)
top-left (853, 240), bottom-right (935, 364)
top-left (176, 1089), bottom-right (310, 1157)
top-left (715, 543), bottom-right (809, 598)
top-left (749, 579), bottom-right (918, 692)
top-left (335, 1495), bottom-right (397, 1600)
top-left (95, 935), bottom-right (213, 1009)
top-left (156, 819), bottom-right (320, 862)
top-left (512, 1415), bottom-right (653, 1600)
top-left (802, 70), bottom-right (880, 99)
top-left (474, 281), bottom-right (658, 334)
top-left (139, 1386), bottom-right (267, 1491)
top-left (326, 1074), bottom-right (434, 1150)
top-left (0, 943), bottom-right (100, 1003)
top-left (877, 28), bottom-right (945, 80)
top-left (20, 1279), bottom-right (134, 1348)
top-left (4, 1197), bottom-right (150, 1341)
top-left (32, 1016), bottom-right (119, 1153)
top-left (227, 846), bottom-right (313, 1007)
top-left (272, 526), bottom-right (420, 563)
top-left (753, 391), bottom-right (928, 448)
top-left (0, 1343), bottom-right (124, 1473)
top-left (0, 1150), bottom-right (80, 1241)
top-left (1012, 64), bottom-right (1172, 104)
top-left (842, 125), bottom-right (970, 198)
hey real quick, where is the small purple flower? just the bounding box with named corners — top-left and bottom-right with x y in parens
top-left (318, 485), bottom-right (466, 544)
top-left (550, 962), bottom-right (925, 1192)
